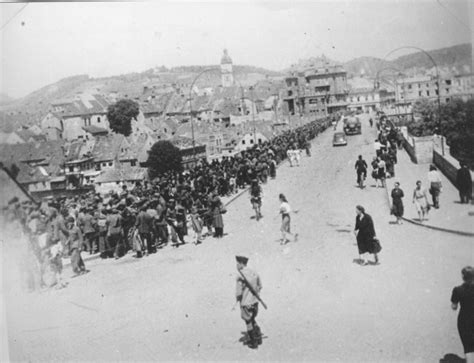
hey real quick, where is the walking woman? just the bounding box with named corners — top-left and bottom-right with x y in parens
top-left (412, 180), bottom-right (430, 222)
top-left (451, 266), bottom-right (474, 363)
top-left (278, 193), bottom-right (298, 245)
top-left (391, 182), bottom-right (404, 224)
top-left (353, 205), bottom-right (380, 265)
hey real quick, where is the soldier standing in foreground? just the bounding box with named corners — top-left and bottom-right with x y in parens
top-left (235, 255), bottom-right (263, 349)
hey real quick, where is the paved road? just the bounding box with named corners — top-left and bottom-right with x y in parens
top-left (3, 115), bottom-right (472, 361)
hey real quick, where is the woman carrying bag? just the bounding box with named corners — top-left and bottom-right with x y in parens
top-left (354, 205), bottom-right (381, 266)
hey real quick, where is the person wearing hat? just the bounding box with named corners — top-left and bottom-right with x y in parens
top-left (235, 255), bottom-right (263, 349)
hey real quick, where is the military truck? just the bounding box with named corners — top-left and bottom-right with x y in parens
top-left (343, 116), bottom-right (362, 135)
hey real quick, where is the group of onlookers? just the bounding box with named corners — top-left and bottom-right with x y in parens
top-left (2, 117), bottom-right (332, 291)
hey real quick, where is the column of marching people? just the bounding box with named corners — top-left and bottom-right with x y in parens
top-left (2, 117), bottom-right (332, 291)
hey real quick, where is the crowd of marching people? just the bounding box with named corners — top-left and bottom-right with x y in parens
top-left (2, 117), bottom-right (332, 291)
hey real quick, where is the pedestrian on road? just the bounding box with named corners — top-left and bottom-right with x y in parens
top-left (391, 182), bottom-right (404, 224)
top-left (235, 255), bottom-right (263, 349)
top-left (353, 205), bottom-right (380, 265)
top-left (135, 205), bottom-right (154, 256)
top-left (354, 155), bottom-right (368, 188)
top-left (451, 266), bottom-right (474, 363)
top-left (211, 193), bottom-right (225, 238)
top-left (377, 158), bottom-right (386, 188)
top-left (428, 164), bottom-right (442, 209)
top-left (250, 179), bottom-right (263, 221)
top-left (456, 162), bottom-right (472, 204)
top-left (65, 216), bottom-right (88, 276)
top-left (269, 157), bottom-right (277, 179)
top-left (412, 181), bottom-right (430, 222)
top-left (278, 193), bottom-right (298, 245)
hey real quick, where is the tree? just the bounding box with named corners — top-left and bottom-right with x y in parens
top-left (146, 140), bottom-right (183, 178)
top-left (408, 98), bottom-right (437, 136)
top-left (107, 99), bottom-right (139, 136)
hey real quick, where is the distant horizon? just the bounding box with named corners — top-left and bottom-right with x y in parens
top-left (1, 41), bottom-right (470, 102)
top-left (1, 1), bottom-right (471, 98)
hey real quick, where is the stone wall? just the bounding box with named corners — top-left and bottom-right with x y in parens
top-left (402, 130), bottom-right (433, 164)
top-left (433, 143), bottom-right (474, 199)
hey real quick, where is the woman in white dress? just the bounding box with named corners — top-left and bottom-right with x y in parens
top-left (412, 180), bottom-right (430, 222)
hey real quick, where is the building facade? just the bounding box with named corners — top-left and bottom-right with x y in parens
top-left (395, 74), bottom-right (473, 105)
top-left (283, 57), bottom-right (349, 117)
top-left (347, 88), bottom-right (381, 112)
top-left (41, 94), bottom-right (110, 141)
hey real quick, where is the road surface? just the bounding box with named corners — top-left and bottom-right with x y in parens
top-left (2, 114), bottom-right (471, 361)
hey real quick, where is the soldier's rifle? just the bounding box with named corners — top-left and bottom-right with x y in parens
top-left (238, 269), bottom-right (268, 310)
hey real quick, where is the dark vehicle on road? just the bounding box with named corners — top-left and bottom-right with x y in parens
top-left (343, 116), bottom-right (362, 135)
top-left (333, 132), bottom-right (347, 147)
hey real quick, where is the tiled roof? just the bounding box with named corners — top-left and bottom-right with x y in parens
top-left (51, 94), bottom-right (110, 118)
top-left (82, 125), bottom-right (108, 135)
top-left (95, 166), bottom-right (147, 183)
top-left (171, 135), bottom-right (203, 150)
top-left (92, 134), bottom-right (126, 162)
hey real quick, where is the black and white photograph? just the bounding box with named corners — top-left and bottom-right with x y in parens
top-left (1, 1), bottom-right (473, 361)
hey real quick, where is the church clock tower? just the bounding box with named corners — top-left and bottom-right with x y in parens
top-left (220, 49), bottom-right (234, 88)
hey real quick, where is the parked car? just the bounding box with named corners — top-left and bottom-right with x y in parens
top-left (333, 132), bottom-right (347, 146)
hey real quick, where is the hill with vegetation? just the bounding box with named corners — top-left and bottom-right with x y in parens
top-left (343, 43), bottom-right (472, 78)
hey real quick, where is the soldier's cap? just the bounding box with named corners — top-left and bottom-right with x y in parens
top-left (235, 255), bottom-right (248, 264)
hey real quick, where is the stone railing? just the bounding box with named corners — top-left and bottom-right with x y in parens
top-left (401, 127), bottom-right (433, 164)
top-left (401, 130), bottom-right (474, 197)
top-left (432, 136), bottom-right (474, 199)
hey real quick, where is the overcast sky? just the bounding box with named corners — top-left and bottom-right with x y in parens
top-left (1, 0), bottom-right (471, 98)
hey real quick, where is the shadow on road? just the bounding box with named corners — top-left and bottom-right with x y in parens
top-left (336, 229), bottom-right (352, 233)
top-left (439, 353), bottom-right (466, 363)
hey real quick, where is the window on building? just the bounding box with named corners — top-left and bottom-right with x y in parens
top-left (408, 84), bottom-right (412, 89)
top-left (250, 139), bottom-right (254, 144)
top-left (97, 117), bottom-right (101, 123)
top-left (357, 97), bottom-right (360, 102)
top-left (427, 91), bottom-right (430, 96)
top-left (418, 84), bottom-right (421, 88)
top-left (242, 140), bottom-right (245, 145)
top-left (419, 91), bottom-right (422, 97)
top-left (435, 90), bottom-right (439, 95)
top-left (69, 166), bottom-right (73, 172)
top-left (446, 98), bottom-right (450, 103)
top-left (102, 163), bottom-right (106, 167)
top-left (445, 88), bottom-right (449, 94)
top-left (445, 80), bottom-right (451, 85)
top-left (258, 139), bottom-right (262, 144)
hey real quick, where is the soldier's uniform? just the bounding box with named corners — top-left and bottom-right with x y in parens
top-left (235, 255), bottom-right (263, 349)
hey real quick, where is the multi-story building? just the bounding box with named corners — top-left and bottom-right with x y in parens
top-left (347, 88), bottom-right (381, 113)
top-left (41, 94), bottom-right (110, 141)
top-left (395, 74), bottom-right (473, 105)
top-left (283, 57), bottom-right (349, 117)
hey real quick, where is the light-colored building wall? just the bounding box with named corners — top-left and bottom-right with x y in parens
top-left (234, 132), bottom-right (268, 152)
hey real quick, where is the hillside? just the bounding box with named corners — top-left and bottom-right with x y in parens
top-left (0, 93), bottom-right (15, 106)
top-left (0, 65), bottom-right (282, 132)
top-left (343, 43), bottom-right (472, 78)
top-left (0, 43), bottom-right (470, 132)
